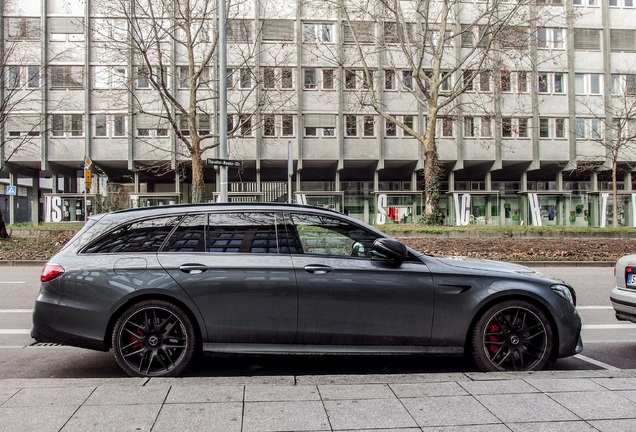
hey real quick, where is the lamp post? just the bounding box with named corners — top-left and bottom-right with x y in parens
top-left (218, 0), bottom-right (228, 202)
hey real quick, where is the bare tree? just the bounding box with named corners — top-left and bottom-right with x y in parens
top-left (1, 26), bottom-right (48, 170)
top-left (93, 0), bottom-right (294, 203)
top-left (576, 74), bottom-right (636, 227)
top-left (332, 0), bottom-right (557, 224)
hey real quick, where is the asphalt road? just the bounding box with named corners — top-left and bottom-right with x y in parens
top-left (0, 264), bottom-right (632, 379)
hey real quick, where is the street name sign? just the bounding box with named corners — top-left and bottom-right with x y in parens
top-left (206, 158), bottom-right (243, 168)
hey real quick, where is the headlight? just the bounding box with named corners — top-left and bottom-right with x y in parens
top-left (551, 284), bottom-right (574, 305)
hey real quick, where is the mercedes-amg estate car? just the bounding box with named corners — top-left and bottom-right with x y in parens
top-left (32, 203), bottom-right (583, 377)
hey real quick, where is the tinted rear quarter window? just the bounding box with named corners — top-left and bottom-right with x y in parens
top-left (83, 216), bottom-right (181, 253)
top-left (162, 214), bottom-right (206, 252)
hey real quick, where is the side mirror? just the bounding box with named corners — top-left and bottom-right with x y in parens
top-left (373, 238), bottom-right (408, 262)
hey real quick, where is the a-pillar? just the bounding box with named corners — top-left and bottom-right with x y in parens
top-left (520, 172), bottom-right (528, 225)
top-left (30, 173), bottom-right (40, 225)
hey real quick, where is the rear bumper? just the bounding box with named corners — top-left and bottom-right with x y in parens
top-left (32, 291), bottom-right (109, 352)
top-left (611, 287), bottom-right (636, 323)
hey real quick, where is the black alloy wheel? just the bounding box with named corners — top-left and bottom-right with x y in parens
top-left (112, 300), bottom-right (197, 377)
top-left (472, 300), bottom-right (553, 372)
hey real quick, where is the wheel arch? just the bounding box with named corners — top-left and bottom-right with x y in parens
top-left (104, 293), bottom-right (205, 351)
top-left (464, 293), bottom-right (560, 361)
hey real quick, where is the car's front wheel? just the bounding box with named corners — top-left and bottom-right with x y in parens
top-left (112, 300), bottom-right (198, 377)
top-left (471, 300), bottom-right (553, 372)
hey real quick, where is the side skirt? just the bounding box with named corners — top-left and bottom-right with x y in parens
top-left (202, 343), bottom-right (464, 356)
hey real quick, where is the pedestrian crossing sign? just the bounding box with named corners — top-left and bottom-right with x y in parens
top-left (5, 185), bottom-right (16, 196)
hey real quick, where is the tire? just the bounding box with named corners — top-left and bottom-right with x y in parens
top-left (112, 300), bottom-right (198, 377)
top-left (471, 300), bottom-right (553, 372)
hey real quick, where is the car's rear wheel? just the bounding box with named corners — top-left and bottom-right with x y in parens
top-left (471, 300), bottom-right (553, 372)
top-left (112, 300), bottom-right (197, 377)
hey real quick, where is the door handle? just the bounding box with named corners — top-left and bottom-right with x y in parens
top-left (304, 264), bottom-right (333, 274)
top-left (179, 264), bottom-right (208, 274)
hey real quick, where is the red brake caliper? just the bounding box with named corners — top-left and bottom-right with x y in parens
top-left (131, 329), bottom-right (144, 350)
top-left (488, 324), bottom-right (500, 353)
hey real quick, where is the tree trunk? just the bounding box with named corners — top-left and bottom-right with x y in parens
top-left (191, 152), bottom-right (205, 204)
top-left (421, 105), bottom-right (443, 225)
top-left (612, 158), bottom-right (619, 228)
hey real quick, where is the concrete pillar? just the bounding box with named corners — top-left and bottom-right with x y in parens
top-left (51, 173), bottom-right (59, 193)
top-left (31, 173), bottom-right (40, 225)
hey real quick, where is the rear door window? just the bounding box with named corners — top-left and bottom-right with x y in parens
top-left (162, 214), bottom-right (206, 252)
top-left (82, 216), bottom-right (181, 253)
top-left (207, 212), bottom-right (284, 254)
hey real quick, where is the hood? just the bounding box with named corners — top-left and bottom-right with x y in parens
top-left (431, 255), bottom-right (561, 280)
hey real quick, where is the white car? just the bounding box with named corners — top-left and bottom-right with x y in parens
top-left (611, 255), bottom-right (636, 323)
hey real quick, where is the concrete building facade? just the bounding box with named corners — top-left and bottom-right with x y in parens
top-left (1, 0), bottom-right (636, 226)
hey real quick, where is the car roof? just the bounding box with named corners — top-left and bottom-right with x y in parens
top-left (109, 202), bottom-right (342, 216)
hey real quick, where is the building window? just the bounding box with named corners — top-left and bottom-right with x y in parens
top-left (262, 19), bottom-right (295, 42)
top-left (239, 114), bottom-right (252, 136)
top-left (386, 119), bottom-right (397, 136)
top-left (464, 116), bottom-right (475, 137)
top-left (591, 118), bottom-right (602, 139)
top-left (304, 68), bottom-right (316, 89)
top-left (7, 66), bottom-right (21, 88)
top-left (52, 114), bottom-right (84, 137)
top-left (538, 72), bottom-right (566, 94)
top-left (239, 68), bottom-right (252, 89)
top-left (363, 116), bottom-right (375, 137)
top-left (49, 17), bottom-right (84, 42)
top-left (385, 70), bottom-right (395, 90)
top-left (463, 70), bottom-right (474, 91)
top-left (263, 67), bottom-right (275, 89)
top-left (94, 66), bottom-right (127, 89)
top-left (282, 114), bottom-right (294, 136)
top-left (50, 65), bottom-right (84, 89)
top-left (302, 23), bottom-right (334, 43)
top-left (402, 70), bottom-right (413, 90)
top-left (322, 69), bottom-right (334, 90)
top-left (345, 115), bottom-right (357, 136)
top-left (403, 115), bottom-right (414, 134)
top-left (363, 70), bottom-right (374, 89)
top-left (323, 127), bottom-right (335, 136)
top-left (441, 118), bottom-right (454, 137)
top-left (499, 70), bottom-right (511, 92)
top-left (136, 66), bottom-right (167, 89)
top-left (502, 117), bottom-right (513, 137)
top-left (518, 118), bottom-right (529, 137)
top-left (227, 20), bottom-right (252, 43)
top-left (480, 117), bottom-right (491, 137)
top-left (479, 71), bottom-right (491, 92)
top-left (575, 73), bottom-right (602, 95)
top-left (574, 28), bottom-right (601, 51)
top-left (7, 17), bottom-right (40, 41)
top-left (555, 118), bottom-right (566, 138)
top-left (575, 118), bottom-right (587, 138)
top-left (539, 117), bottom-right (550, 138)
top-left (537, 28), bottom-right (565, 49)
top-left (612, 74), bottom-right (636, 95)
top-left (304, 127), bottom-right (317, 136)
top-left (263, 114), bottom-right (275, 136)
top-left (345, 70), bottom-right (357, 90)
top-left (517, 72), bottom-right (528, 93)
top-left (281, 68), bottom-right (293, 89)
top-left (94, 114), bottom-right (127, 137)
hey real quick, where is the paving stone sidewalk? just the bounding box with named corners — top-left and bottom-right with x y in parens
top-left (3, 369), bottom-right (636, 431)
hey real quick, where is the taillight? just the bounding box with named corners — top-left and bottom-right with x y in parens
top-left (41, 264), bottom-right (65, 282)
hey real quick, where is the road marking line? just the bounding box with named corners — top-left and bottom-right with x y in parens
top-left (577, 306), bottom-right (613, 310)
top-left (0, 329), bottom-right (30, 335)
top-left (575, 354), bottom-right (620, 371)
top-left (583, 324), bottom-right (636, 330)
top-left (0, 309), bottom-right (33, 313)
top-left (0, 281), bottom-right (26, 284)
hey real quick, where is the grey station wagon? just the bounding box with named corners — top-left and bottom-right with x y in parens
top-left (32, 203), bottom-right (583, 377)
